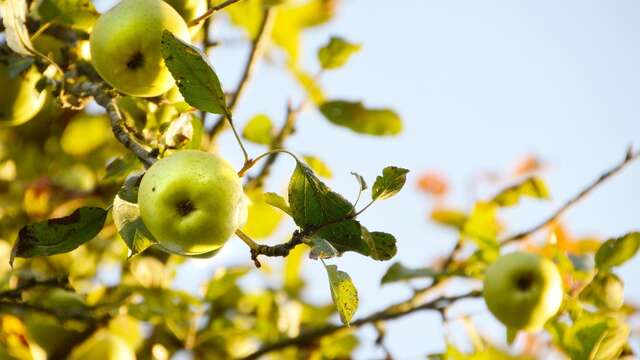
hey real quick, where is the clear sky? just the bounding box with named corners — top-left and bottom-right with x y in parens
top-left (91, 0), bottom-right (640, 357)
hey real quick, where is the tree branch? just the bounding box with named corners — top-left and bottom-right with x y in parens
top-left (501, 146), bottom-right (640, 245)
top-left (208, 7), bottom-right (275, 138)
top-left (61, 80), bottom-right (157, 168)
top-left (239, 290), bottom-right (481, 360)
top-left (189, 0), bottom-right (245, 26)
top-left (0, 277), bottom-right (70, 300)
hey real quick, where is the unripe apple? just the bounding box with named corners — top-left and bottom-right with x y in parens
top-left (163, 0), bottom-right (207, 37)
top-left (90, 0), bottom-right (191, 97)
top-left (69, 331), bottom-right (135, 360)
top-left (483, 251), bottom-right (563, 332)
top-left (0, 63), bottom-right (46, 126)
top-left (138, 150), bottom-right (248, 255)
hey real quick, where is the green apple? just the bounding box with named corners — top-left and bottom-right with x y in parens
top-left (138, 150), bottom-right (248, 255)
top-left (0, 63), bottom-right (46, 126)
top-left (90, 0), bottom-right (191, 97)
top-left (483, 251), bottom-right (563, 332)
top-left (69, 331), bottom-right (135, 360)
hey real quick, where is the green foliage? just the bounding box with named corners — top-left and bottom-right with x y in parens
top-left (491, 177), bottom-right (550, 207)
top-left (160, 31), bottom-right (229, 116)
top-left (549, 315), bottom-right (630, 360)
top-left (318, 36), bottom-right (361, 70)
top-left (242, 114), bottom-right (274, 145)
top-left (33, 0), bottom-right (99, 30)
top-left (320, 100), bottom-right (403, 136)
top-left (381, 262), bottom-right (439, 284)
top-left (325, 264), bottom-right (358, 325)
top-left (372, 166), bottom-right (410, 200)
top-left (595, 232), bottom-right (640, 271)
top-left (10, 207), bottom-right (107, 265)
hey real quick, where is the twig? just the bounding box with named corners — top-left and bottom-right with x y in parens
top-left (237, 229), bottom-right (305, 268)
top-left (189, 0), bottom-right (245, 26)
top-left (239, 290), bottom-right (481, 360)
top-left (61, 80), bottom-right (157, 168)
top-left (208, 8), bottom-right (275, 138)
top-left (501, 147), bottom-right (639, 245)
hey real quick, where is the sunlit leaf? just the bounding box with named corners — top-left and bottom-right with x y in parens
top-left (372, 166), bottom-right (409, 201)
top-left (318, 36), bottom-right (361, 70)
top-left (1, 0), bottom-right (36, 56)
top-left (595, 232), bottom-right (640, 271)
top-left (550, 315), bottom-right (629, 360)
top-left (325, 264), bottom-right (358, 326)
top-left (463, 202), bottom-right (500, 252)
top-left (303, 155), bottom-right (332, 179)
top-left (431, 208), bottom-right (468, 229)
top-left (492, 177), bottom-right (550, 207)
top-left (263, 192), bottom-right (292, 216)
top-left (242, 114), bottom-right (274, 145)
top-left (61, 114), bottom-right (112, 156)
top-left (242, 189), bottom-right (284, 239)
top-left (160, 31), bottom-right (229, 116)
top-left (381, 262), bottom-right (438, 284)
top-left (292, 67), bottom-right (325, 104)
top-left (320, 100), bottom-right (402, 136)
top-left (10, 207), bottom-right (107, 265)
top-left (417, 172), bottom-right (448, 197)
top-left (579, 272), bottom-right (624, 311)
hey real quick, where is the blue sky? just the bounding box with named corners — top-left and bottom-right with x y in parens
top-left (90, 0), bottom-right (640, 357)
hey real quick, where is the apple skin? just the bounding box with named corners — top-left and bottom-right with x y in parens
top-left (0, 63), bottom-right (46, 126)
top-left (90, 0), bottom-right (191, 97)
top-left (483, 251), bottom-right (563, 332)
top-left (69, 331), bottom-right (135, 360)
top-left (163, 0), bottom-right (207, 37)
top-left (138, 150), bottom-right (248, 255)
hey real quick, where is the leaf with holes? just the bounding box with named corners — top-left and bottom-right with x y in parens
top-left (362, 228), bottom-right (397, 261)
top-left (160, 31), bottom-right (229, 116)
top-left (325, 264), bottom-right (358, 326)
top-left (372, 166), bottom-right (409, 201)
top-left (595, 232), bottom-right (640, 271)
top-left (319, 100), bottom-right (402, 136)
top-left (10, 207), bottom-right (107, 265)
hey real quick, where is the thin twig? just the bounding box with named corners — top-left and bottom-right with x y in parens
top-left (0, 277), bottom-right (70, 300)
top-left (189, 0), bottom-right (245, 26)
top-left (239, 290), bottom-right (481, 360)
top-left (208, 8), bottom-right (275, 138)
top-left (501, 147), bottom-right (639, 245)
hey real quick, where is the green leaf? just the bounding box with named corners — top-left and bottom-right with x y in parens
top-left (1, 0), bottom-right (36, 56)
top-left (308, 236), bottom-right (339, 260)
top-left (463, 202), bottom-right (500, 252)
top-left (372, 166), bottom-right (410, 201)
top-left (381, 262), bottom-right (439, 285)
top-left (288, 162), bottom-right (354, 228)
top-left (430, 208), bottom-right (468, 229)
top-left (595, 232), bottom-right (640, 271)
top-left (303, 155), bottom-right (332, 179)
top-left (362, 229), bottom-right (397, 261)
top-left (551, 316), bottom-right (629, 360)
top-left (61, 114), bottom-right (111, 156)
top-left (316, 220), bottom-right (369, 256)
top-left (34, 0), bottom-right (98, 29)
top-left (319, 100), bottom-right (402, 136)
top-left (351, 172), bottom-right (367, 192)
top-left (579, 273), bottom-right (624, 311)
top-left (10, 207), bottom-right (107, 265)
top-left (160, 31), bottom-right (229, 116)
top-left (242, 189), bottom-right (284, 239)
top-left (492, 177), bottom-right (550, 207)
top-left (263, 192), bottom-right (292, 216)
top-left (103, 155), bottom-right (142, 183)
top-left (325, 264), bottom-right (358, 326)
top-left (242, 114), bottom-right (274, 145)
top-left (318, 36), bottom-right (361, 70)
top-left (112, 195), bottom-right (157, 258)
top-left (292, 67), bottom-right (325, 104)
top-left (117, 172), bottom-right (144, 203)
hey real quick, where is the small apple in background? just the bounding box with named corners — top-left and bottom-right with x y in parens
top-left (90, 0), bottom-right (191, 97)
top-left (163, 0), bottom-right (207, 37)
top-left (138, 150), bottom-right (248, 255)
top-left (69, 331), bottom-right (135, 360)
top-left (483, 251), bottom-right (563, 334)
top-left (0, 63), bottom-right (46, 126)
